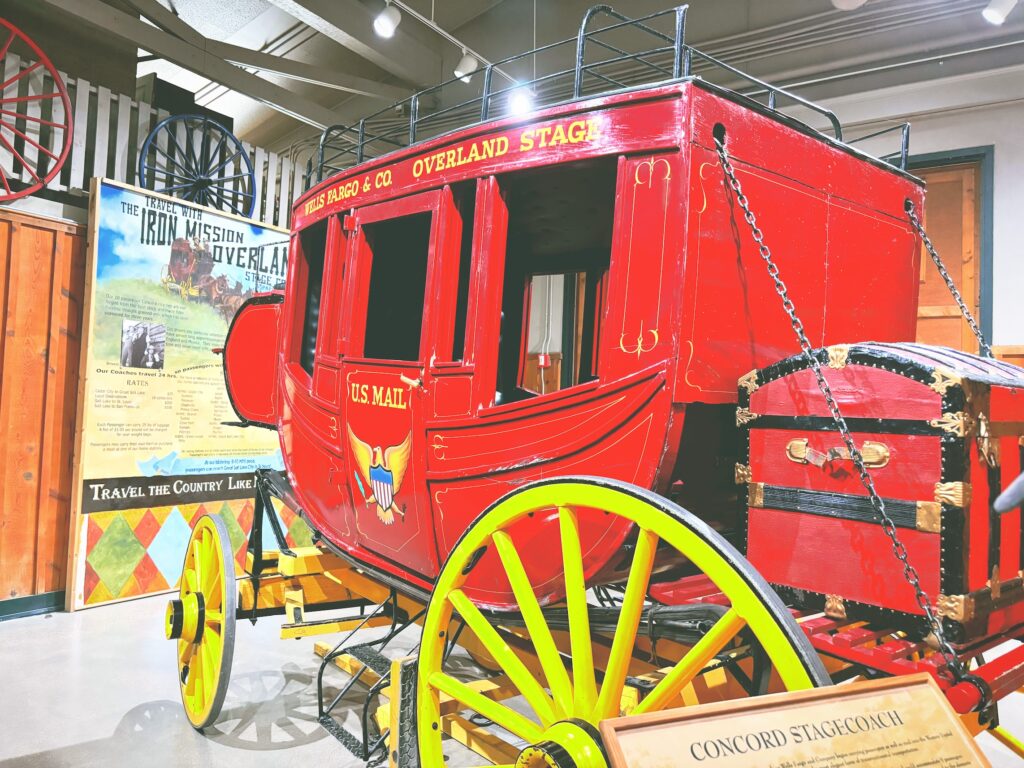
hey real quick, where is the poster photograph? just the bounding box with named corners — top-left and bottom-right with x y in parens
top-left (66, 179), bottom-right (308, 610)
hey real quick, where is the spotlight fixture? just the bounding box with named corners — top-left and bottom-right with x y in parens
top-left (454, 50), bottom-right (479, 83)
top-left (831, 0), bottom-right (868, 8)
top-left (508, 86), bottom-right (533, 116)
top-left (374, 2), bottom-right (401, 38)
top-left (983, 0), bottom-right (1018, 24)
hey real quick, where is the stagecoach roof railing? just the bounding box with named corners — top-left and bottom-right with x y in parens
top-left (309, 4), bottom-right (909, 191)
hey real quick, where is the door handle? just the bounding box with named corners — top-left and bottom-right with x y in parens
top-left (400, 372), bottom-right (427, 393)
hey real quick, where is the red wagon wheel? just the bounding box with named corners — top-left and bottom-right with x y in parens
top-left (0, 17), bottom-right (73, 201)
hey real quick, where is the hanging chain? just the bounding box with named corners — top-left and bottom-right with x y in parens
top-left (713, 137), bottom-right (971, 686)
top-left (905, 201), bottom-right (992, 358)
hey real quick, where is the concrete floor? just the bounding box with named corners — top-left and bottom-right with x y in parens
top-left (0, 594), bottom-right (1021, 767)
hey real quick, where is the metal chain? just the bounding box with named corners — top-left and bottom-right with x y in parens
top-left (905, 201), bottom-right (992, 358)
top-left (714, 137), bottom-right (968, 683)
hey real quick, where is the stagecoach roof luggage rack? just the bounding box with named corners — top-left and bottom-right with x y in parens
top-left (309, 3), bottom-right (912, 188)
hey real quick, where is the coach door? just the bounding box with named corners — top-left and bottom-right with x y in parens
top-left (337, 188), bottom-right (455, 578)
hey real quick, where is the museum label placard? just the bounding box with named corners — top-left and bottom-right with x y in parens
top-left (600, 674), bottom-right (988, 768)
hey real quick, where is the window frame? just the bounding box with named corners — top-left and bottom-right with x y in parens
top-left (283, 215), bottom-right (342, 386)
top-left (339, 187), bottom-right (465, 366)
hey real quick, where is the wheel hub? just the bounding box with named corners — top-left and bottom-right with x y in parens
top-left (516, 720), bottom-right (607, 768)
top-left (166, 592), bottom-right (205, 643)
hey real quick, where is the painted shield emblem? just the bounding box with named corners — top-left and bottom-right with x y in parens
top-left (369, 464), bottom-right (395, 513)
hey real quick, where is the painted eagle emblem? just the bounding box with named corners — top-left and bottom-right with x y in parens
top-left (347, 426), bottom-right (412, 525)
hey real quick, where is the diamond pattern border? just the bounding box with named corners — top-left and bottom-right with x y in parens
top-left (82, 497), bottom-right (309, 606)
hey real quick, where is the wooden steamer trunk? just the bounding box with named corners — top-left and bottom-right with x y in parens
top-left (738, 342), bottom-right (1024, 646)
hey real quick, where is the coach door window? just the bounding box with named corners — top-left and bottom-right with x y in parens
top-left (494, 157), bottom-right (615, 403)
top-left (361, 212), bottom-right (431, 361)
top-left (293, 220), bottom-right (327, 376)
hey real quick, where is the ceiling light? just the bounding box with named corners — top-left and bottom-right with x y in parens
top-left (831, 0), bottom-right (868, 8)
top-left (374, 3), bottom-right (401, 38)
top-left (983, 0), bottom-right (1018, 24)
top-left (508, 86), bottom-right (533, 116)
top-left (454, 51), bottom-right (479, 83)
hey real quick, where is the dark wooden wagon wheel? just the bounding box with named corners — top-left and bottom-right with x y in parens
top-left (138, 114), bottom-right (256, 218)
top-left (0, 17), bottom-right (73, 201)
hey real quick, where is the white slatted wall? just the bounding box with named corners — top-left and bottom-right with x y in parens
top-left (6, 51), bottom-right (301, 228)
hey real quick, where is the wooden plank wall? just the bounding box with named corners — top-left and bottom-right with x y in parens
top-left (0, 208), bottom-right (86, 600)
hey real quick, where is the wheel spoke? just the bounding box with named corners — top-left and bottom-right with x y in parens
top-left (0, 133), bottom-right (39, 182)
top-left (0, 92), bottom-right (62, 105)
top-left (204, 130), bottom-right (227, 175)
top-left (178, 640), bottom-right (195, 667)
top-left (0, 31), bottom-right (15, 62)
top-left (149, 167), bottom-right (196, 183)
top-left (558, 506), bottom-right (597, 714)
top-left (183, 566), bottom-right (198, 593)
top-left (492, 530), bottom-right (573, 719)
top-left (0, 60), bottom-right (41, 93)
top-left (0, 108), bottom-right (65, 128)
top-left (192, 540), bottom-right (204, 589)
top-left (448, 589), bottom-right (556, 726)
top-left (158, 181), bottom-right (200, 194)
top-left (165, 128), bottom-right (197, 176)
top-left (208, 185), bottom-right (243, 217)
top-left (206, 148), bottom-right (242, 178)
top-left (593, 527), bottom-right (658, 720)
top-left (633, 608), bottom-right (746, 714)
top-left (150, 144), bottom-right (194, 176)
top-left (0, 166), bottom-right (10, 194)
top-left (200, 640), bottom-right (216, 697)
top-left (0, 120), bottom-right (58, 160)
top-left (428, 671), bottom-right (543, 743)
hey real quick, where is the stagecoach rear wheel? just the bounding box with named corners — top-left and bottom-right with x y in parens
top-left (416, 477), bottom-right (829, 766)
top-left (165, 513), bottom-right (237, 730)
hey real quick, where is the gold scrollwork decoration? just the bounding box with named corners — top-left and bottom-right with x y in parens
top-left (824, 594), bottom-right (847, 620)
top-left (618, 325), bottom-right (659, 358)
top-left (929, 411), bottom-right (974, 437)
top-left (934, 482), bottom-right (971, 508)
top-left (431, 434), bottom-right (448, 461)
top-left (929, 367), bottom-right (961, 396)
top-left (826, 345), bottom-right (850, 370)
top-left (736, 407), bottom-right (758, 426)
top-left (633, 156), bottom-right (672, 186)
top-left (735, 463), bottom-right (752, 485)
top-left (935, 593), bottom-right (975, 623)
top-left (738, 369), bottom-right (759, 395)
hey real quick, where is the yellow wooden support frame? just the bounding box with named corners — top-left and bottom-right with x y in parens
top-left (281, 615), bottom-right (393, 640)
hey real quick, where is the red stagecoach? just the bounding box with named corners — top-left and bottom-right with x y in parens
top-left (166, 5), bottom-right (1024, 764)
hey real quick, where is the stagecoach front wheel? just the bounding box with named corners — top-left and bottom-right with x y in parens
top-left (165, 513), bottom-right (237, 730)
top-left (416, 477), bottom-right (829, 766)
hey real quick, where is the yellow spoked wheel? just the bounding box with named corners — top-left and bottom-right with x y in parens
top-left (416, 477), bottom-right (829, 767)
top-left (165, 513), bottom-right (236, 730)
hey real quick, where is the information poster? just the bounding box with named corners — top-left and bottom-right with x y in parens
top-left (67, 179), bottom-right (308, 609)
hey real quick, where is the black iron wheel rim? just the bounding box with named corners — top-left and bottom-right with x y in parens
top-left (138, 113), bottom-right (256, 218)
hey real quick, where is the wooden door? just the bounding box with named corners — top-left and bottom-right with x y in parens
top-left (0, 209), bottom-right (86, 605)
top-left (914, 162), bottom-right (981, 350)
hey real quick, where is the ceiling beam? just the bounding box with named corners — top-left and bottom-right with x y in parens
top-left (208, 41), bottom-right (410, 101)
top-left (40, 0), bottom-right (344, 129)
top-left (124, 0), bottom-right (203, 46)
top-left (265, 0), bottom-right (440, 87)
